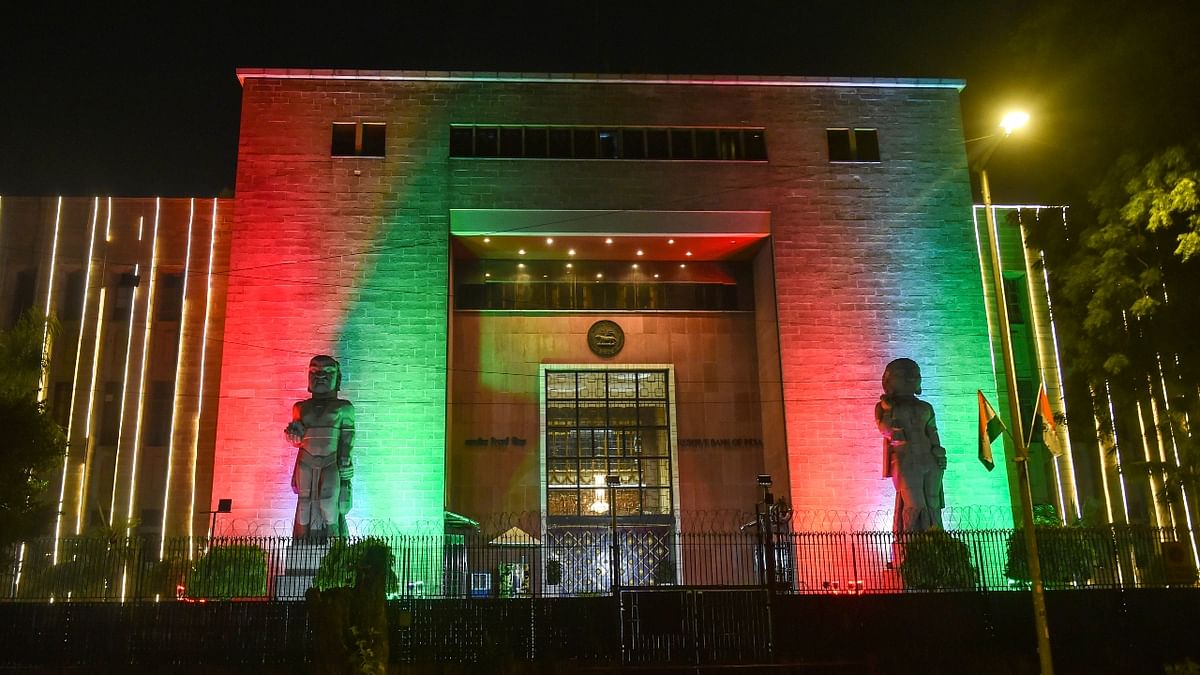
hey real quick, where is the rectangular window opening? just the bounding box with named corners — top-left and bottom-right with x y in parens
top-left (449, 125), bottom-right (767, 162)
top-left (828, 127), bottom-right (880, 162)
top-left (331, 121), bottom-right (387, 157)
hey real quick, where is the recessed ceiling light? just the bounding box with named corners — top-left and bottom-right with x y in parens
top-left (679, 264), bottom-right (686, 268)
top-left (636, 249), bottom-right (644, 256)
top-left (653, 273), bottom-right (660, 279)
top-left (568, 249), bottom-right (576, 256)
top-left (566, 263), bottom-right (573, 269)
top-left (596, 273), bottom-right (603, 279)
top-left (518, 263), bottom-right (525, 269)
top-left (542, 274), bottom-right (548, 278)
top-left (483, 237), bottom-right (491, 243)
top-left (518, 249), bottom-right (526, 255)
top-left (546, 237), bottom-right (554, 244)
top-left (668, 239), bottom-right (675, 245)
top-left (485, 272), bottom-right (491, 277)
top-left (685, 251), bottom-right (693, 257)
top-left (605, 238), bottom-right (613, 245)
top-left (632, 263), bottom-right (639, 269)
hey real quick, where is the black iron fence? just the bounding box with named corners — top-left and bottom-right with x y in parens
top-left (2, 525), bottom-right (1195, 601)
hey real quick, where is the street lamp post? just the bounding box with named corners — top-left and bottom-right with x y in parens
top-left (977, 112), bottom-right (1054, 675)
top-left (756, 474), bottom-right (777, 659)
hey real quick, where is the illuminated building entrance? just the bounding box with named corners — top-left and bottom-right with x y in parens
top-left (541, 367), bottom-right (681, 591)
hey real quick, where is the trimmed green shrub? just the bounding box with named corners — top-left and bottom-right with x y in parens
top-left (313, 538), bottom-right (399, 595)
top-left (1005, 504), bottom-right (1103, 588)
top-left (16, 538), bottom-right (136, 599)
top-left (900, 530), bottom-right (979, 590)
top-left (1005, 528), bottom-right (1101, 587)
top-left (186, 544), bottom-right (267, 599)
top-left (137, 555), bottom-right (190, 599)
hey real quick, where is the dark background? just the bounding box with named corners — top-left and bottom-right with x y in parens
top-left (2, 1), bottom-right (1197, 206)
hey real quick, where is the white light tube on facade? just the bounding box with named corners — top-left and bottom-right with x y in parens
top-left (186, 199), bottom-right (219, 544)
top-left (160, 199), bottom-right (194, 558)
top-left (126, 200), bottom-right (161, 536)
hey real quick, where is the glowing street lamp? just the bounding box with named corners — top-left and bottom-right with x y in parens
top-left (977, 111), bottom-right (1055, 675)
top-left (1000, 111), bottom-right (1030, 136)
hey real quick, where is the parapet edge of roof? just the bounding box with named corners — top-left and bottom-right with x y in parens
top-left (235, 68), bottom-right (966, 90)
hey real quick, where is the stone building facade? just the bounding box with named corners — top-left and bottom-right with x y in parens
top-left (3, 71), bottom-right (1092, 551)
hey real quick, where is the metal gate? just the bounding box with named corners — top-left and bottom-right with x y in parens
top-left (622, 588), bottom-right (772, 665)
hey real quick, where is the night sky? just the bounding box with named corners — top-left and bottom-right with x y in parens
top-left (2, 1), bottom-right (1196, 205)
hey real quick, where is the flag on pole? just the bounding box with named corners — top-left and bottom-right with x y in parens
top-left (978, 390), bottom-right (1005, 471)
top-left (1028, 381), bottom-right (1064, 457)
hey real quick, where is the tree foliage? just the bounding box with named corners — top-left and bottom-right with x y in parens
top-left (0, 311), bottom-right (66, 554)
top-left (1030, 143), bottom-right (1200, 523)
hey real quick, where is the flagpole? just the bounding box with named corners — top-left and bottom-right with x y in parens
top-left (981, 167), bottom-right (1055, 675)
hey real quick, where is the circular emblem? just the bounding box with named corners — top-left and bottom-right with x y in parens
top-left (587, 320), bottom-right (625, 358)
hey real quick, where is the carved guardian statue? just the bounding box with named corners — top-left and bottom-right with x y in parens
top-left (285, 355), bottom-right (355, 538)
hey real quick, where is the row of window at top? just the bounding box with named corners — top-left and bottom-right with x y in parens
top-left (331, 122), bottom-right (881, 163)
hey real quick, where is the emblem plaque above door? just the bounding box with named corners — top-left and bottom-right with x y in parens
top-left (587, 320), bottom-right (625, 358)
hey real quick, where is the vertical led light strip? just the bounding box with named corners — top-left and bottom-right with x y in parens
top-left (110, 220), bottom-right (144, 523)
top-left (1089, 385), bottom-right (1117, 524)
top-left (125, 200), bottom-right (161, 536)
top-left (186, 199), bottom-right (218, 544)
top-left (1017, 209), bottom-right (1080, 522)
top-left (1154, 354), bottom-right (1200, 566)
top-left (970, 207), bottom-right (1002, 394)
top-left (160, 199), bottom-right (195, 557)
top-left (1105, 382), bottom-right (1132, 522)
top-left (1037, 238), bottom-right (1080, 520)
top-left (13, 543), bottom-right (24, 595)
top-left (67, 198), bottom-right (103, 534)
top-left (1134, 400), bottom-right (1167, 528)
top-left (75, 288), bottom-right (108, 534)
top-left (38, 196), bottom-right (64, 401)
top-left (52, 198), bottom-right (94, 561)
top-left (1144, 384), bottom-right (1177, 530)
top-left (113, 219), bottom-right (145, 601)
top-left (105, 197), bottom-right (113, 242)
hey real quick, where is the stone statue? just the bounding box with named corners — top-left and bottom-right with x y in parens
top-left (875, 358), bottom-right (946, 532)
top-left (285, 355), bottom-right (355, 539)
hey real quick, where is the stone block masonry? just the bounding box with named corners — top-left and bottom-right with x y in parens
top-left (211, 71), bottom-right (1011, 536)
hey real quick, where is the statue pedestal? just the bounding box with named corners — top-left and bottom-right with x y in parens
top-left (273, 542), bottom-right (331, 599)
